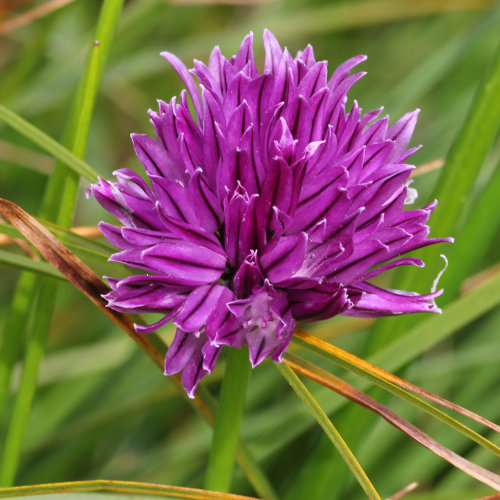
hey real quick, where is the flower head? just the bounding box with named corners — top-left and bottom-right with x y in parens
top-left (89, 31), bottom-right (451, 397)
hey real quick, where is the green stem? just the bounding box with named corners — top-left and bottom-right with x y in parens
top-left (204, 347), bottom-right (252, 493)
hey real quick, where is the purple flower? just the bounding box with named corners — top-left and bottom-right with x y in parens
top-left (88, 31), bottom-right (451, 398)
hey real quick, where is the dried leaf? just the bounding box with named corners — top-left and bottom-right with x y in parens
top-left (294, 329), bottom-right (500, 434)
top-left (284, 353), bottom-right (500, 492)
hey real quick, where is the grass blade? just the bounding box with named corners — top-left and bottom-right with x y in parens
top-left (293, 330), bottom-right (500, 435)
top-left (291, 332), bottom-right (500, 456)
top-left (285, 354), bottom-right (500, 492)
top-left (0, 104), bottom-right (98, 183)
top-left (276, 362), bottom-right (381, 500)
top-left (0, 250), bottom-right (62, 279)
top-left (0, 0), bottom-right (124, 486)
top-left (0, 479), bottom-right (260, 499)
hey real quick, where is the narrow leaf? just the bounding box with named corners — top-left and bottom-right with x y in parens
top-left (277, 362), bottom-right (381, 500)
top-left (0, 248), bottom-right (63, 279)
top-left (0, 104), bottom-right (98, 183)
top-left (293, 329), bottom-right (500, 435)
top-left (285, 353), bottom-right (500, 492)
top-left (0, 479), bottom-right (259, 499)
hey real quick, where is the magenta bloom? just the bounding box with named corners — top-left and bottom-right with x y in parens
top-left (89, 31), bottom-right (451, 397)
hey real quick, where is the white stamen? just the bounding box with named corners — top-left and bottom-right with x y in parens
top-left (432, 254), bottom-right (449, 293)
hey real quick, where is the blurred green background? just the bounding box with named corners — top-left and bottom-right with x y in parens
top-left (0, 1), bottom-right (499, 499)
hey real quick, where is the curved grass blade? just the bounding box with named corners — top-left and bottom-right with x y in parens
top-left (276, 362), bottom-right (381, 500)
top-left (0, 198), bottom-right (277, 500)
top-left (292, 330), bottom-right (500, 436)
top-left (0, 479), bottom-right (260, 499)
top-left (284, 353), bottom-right (500, 492)
top-left (0, 104), bottom-right (98, 183)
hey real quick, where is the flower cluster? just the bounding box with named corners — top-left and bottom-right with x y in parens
top-left (89, 31), bottom-right (450, 397)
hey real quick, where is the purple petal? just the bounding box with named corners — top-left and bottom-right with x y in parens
top-left (174, 284), bottom-right (227, 332)
top-left (161, 51), bottom-right (203, 122)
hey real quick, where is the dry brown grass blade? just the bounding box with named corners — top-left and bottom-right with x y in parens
top-left (284, 353), bottom-right (500, 492)
top-left (0, 225), bottom-right (104, 246)
top-left (70, 225), bottom-right (103, 238)
top-left (385, 482), bottom-right (419, 500)
top-left (0, 0), bottom-right (75, 35)
top-left (475, 494), bottom-right (500, 500)
top-left (295, 329), bottom-right (500, 434)
top-left (410, 158), bottom-right (444, 178)
top-left (0, 198), bottom-right (215, 421)
top-left (462, 263), bottom-right (500, 295)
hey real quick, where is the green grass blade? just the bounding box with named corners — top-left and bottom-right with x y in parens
top-left (0, 280), bottom-right (55, 486)
top-left (205, 347), bottom-right (252, 493)
top-left (276, 363), bottom-right (381, 500)
top-left (0, 272), bottom-right (37, 416)
top-left (0, 0), bottom-right (124, 486)
top-left (0, 104), bottom-right (98, 183)
top-left (0, 250), bottom-right (62, 280)
top-left (0, 224), bottom-right (112, 265)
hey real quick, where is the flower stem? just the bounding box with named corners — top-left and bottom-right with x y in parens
top-left (204, 346), bottom-right (252, 493)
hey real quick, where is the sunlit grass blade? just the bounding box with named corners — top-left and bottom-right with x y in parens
top-left (0, 479), bottom-right (260, 499)
top-left (293, 329), bottom-right (500, 435)
top-left (410, 158), bottom-right (444, 178)
top-left (0, 221), bottom-right (114, 253)
top-left (370, 268), bottom-right (500, 372)
top-left (0, 198), bottom-right (277, 500)
top-left (276, 362), bottom-right (381, 500)
top-left (290, 331), bottom-right (500, 456)
top-left (284, 354), bottom-right (500, 492)
top-left (386, 482), bottom-right (419, 500)
top-left (0, 104), bottom-right (98, 183)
